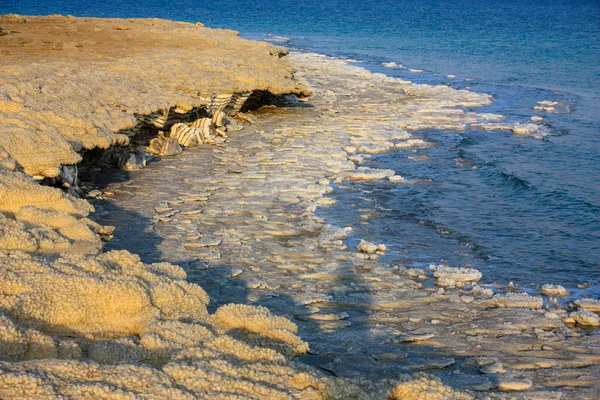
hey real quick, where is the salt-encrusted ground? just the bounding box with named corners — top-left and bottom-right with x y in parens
top-left (92, 53), bottom-right (600, 398)
top-left (0, 15), bottom-right (598, 399)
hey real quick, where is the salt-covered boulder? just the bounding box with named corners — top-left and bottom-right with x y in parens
top-left (485, 292), bottom-right (544, 309)
top-left (0, 250), bottom-right (209, 339)
top-left (569, 310), bottom-right (600, 327)
top-left (540, 284), bottom-right (568, 296)
top-left (357, 239), bottom-right (385, 254)
top-left (213, 303), bottom-right (309, 356)
top-left (430, 265), bottom-right (482, 283)
top-left (574, 298), bottom-right (600, 312)
top-left (170, 123), bottom-right (200, 147)
top-left (388, 373), bottom-right (472, 400)
top-left (497, 377), bottom-right (533, 391)
top-left (512, 123), bottom-right (542, 136)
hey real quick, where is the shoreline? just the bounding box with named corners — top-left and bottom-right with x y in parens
top-left (89, 51), bottom-right (600, 396)
top-left (1, 15), bottom-right (599, 399)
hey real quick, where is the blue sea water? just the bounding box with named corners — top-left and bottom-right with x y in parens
top-left (2, 0), bottom-right (599, 293)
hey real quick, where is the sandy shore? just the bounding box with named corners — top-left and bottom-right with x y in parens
top-left (0, 15), bottom-right (598, 399)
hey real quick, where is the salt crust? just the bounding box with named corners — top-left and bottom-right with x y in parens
top-left (0, 16), bottom-right (481, 399)
top-left (1, 15), bottom-right (595, 399)
top-left (569, 310), bottom-right (600, 327)
top-left (388, 373), bottom-right (472, 400)
top-left (0, 14), bottom-right (309, 178)
top-left (484, 292), bottom-right (544, 309)
top-left (430, 265), bottom-right (482, 283)
top-left (540, 284), bottom-right (568, 296)
top-left (0, 250), bottom-right (326, 398)
top-left (0, 249), bottom-right (465, 398)
top-left (574, 298), bottom-right (600, 312)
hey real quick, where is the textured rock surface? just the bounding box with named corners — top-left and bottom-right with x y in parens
top-left (0, 14), bottom-right (308, 178)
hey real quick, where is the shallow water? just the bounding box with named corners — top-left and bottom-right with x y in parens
top-left (79, 54), bottom-right (600, 391)
top-left (4, 0), bottom-right (599, 291)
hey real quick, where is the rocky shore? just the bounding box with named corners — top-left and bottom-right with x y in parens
top-left (0, 15), bottom-right (598, 399)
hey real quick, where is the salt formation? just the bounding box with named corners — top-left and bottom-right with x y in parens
top-left (388, 373), bottom-right (472, 400)
top-left (0, 250), bottom-right (354, 398)
top-left (334, 167), bottom-right (397, 183)
top-left (568, 310), bottom-right (600, 327)
top-left (472, 122), bottom-right (549, 138)
top-left (540, 284), bottom-right (568, 296)
top-left (575, 298), bottom-right (600, 312)
top-left (84, 51), bottom-right (599, 398)
top-left (484, 292), bottom-right (544, 309)
top-left (0, 15), bottom-right (309, 179)
top-left (382, 62), bottom-right (403, 69)
top-left (0, 170), bottom-right (111, 253)
top-left (430, 265), bottom-right (482, 288)
top-left (534, 100), bottom-right (560, 113)
top-left (357, 240), bottom-right (386, 255)
top-left (1, 15), bottom-right (598, 398)
top-left (147, 135), bottom-right (184, 156)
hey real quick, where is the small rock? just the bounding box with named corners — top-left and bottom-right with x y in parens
top-left (569, 310), bottom-right (600, 326)
top-left (388, 175), bottom-right (405, 183)
top-left (357, 239), bottom-right (378, 254)
top-left (147, 135), bottom-right (183, 156)
top-left (574, 298), bottom-right (600, 312)
top-left (231, 269), bottom-right (243, 277)
top-left (481, 362), bottom-right (505, 374)
top-left (396, 333), bottom-right (435, 342)
top-left (430, 264), bottom-right (482, 283)
top-left (497, 378), bottom-right (532, 391)
top-left (540, 284), bottom-right (568, 296)
top-left (488, 292), bottom-right (543, 309)
top-left (236, 113), bottom-right (255, 124)
top-left (86, 189), bottom-right (102, 198)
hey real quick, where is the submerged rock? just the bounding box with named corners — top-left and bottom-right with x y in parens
top-left (334, 167), bottom-right (396, 183)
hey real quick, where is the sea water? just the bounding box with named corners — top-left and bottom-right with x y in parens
top-left (3, 0), bottom-right (599, 293)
